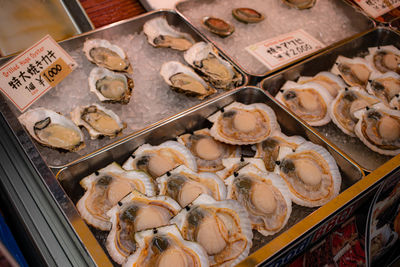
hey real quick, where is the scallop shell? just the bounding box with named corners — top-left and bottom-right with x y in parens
top-left (76, 162), bottom-right (155, 231)
top-left (170, 194), bottom-right (252, 267)
top-left (366, 71), bottom-right (400, 105)
top-left (331, 56), bottom-right (374, 89)
top-left (365, 45), bottom-right (400, 74)
top-left (390, 94), bottom-right (400, 110)
top-left (208, 102), bottom-right (279, 145)
top-left (18, 107), bottom-right (85, 152)
top-left (282, 0), bottom-right (317, 9)
top-left (215, 156), bottom-right (267, 180)
top-left (297, 71), bottom-right (346, 98)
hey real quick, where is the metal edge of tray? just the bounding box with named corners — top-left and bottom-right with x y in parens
top-left (239, 153), bottom-right (400, 267)
top-left (174, 0), bottom-right (376, 84)
top-left (60, 0), bottom-right (95, 33)
top-left (54, 85), bottom-right (365, 266)
top-left (258, 26), bottom-right (399, 173)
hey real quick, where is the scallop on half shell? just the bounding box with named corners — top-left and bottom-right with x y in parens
top-left (366, 71), bottom-right (400, 106)
top-left (123, 225), bottom-right (209, 267)
top-left (170, 194), bottom-right (252, 267)
top-left (297, 71), bottom-right (346, 98)
top-left (106, 190), bottom-right (181, 264)
top-left (365, 45), bottom-right (400, 74)
top-left (76, 162), bottom-right (155, 231)
top-left (208, 102), bottom-right (279, 145)
top-left (216, 156), bottom-right (267, 180)
top-left (331, 56), bottom-right (374, 89)
top-left (19, 108), bottom-right (85, 152)
top-left (282, 0), bottom-right (317, 9)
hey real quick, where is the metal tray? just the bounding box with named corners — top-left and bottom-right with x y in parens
top-left (56, 86), bottom-right (364, 266)
top-left (342, 0), bottom-right (400, 25)
top-left (0, 10), bottom-right (247, 169)
top-left (175, 0), bottom-right (374, 80)
top-left (260, 27), bottom-right (400, 173)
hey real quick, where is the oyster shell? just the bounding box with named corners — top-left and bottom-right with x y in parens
top-left (157, 165), bottom-right (226, 208)
top-left (88, 67), bottom-right (133, 104)
top-left (329, 87), bottom-right (380, 137)
top-left (106, 190), bottom-right (181, 264)
top-left (170, 194), bottom-right (252, 267)
top-left (123, 225), bottom-right (209, 267)
top-left (274, 142), bottom-right (341, 207)
top-left (216, 156), bottom-right (267, 180)
top-left (177, 128), bottom-right (239, 172)
top-left (71, 104), bottom-right (126, 139)
top-left (331, 56), bottom-right (373, 89)
top-left (202, 17), bottom-right (235, 37)
top-left (143, 16), bottom-right (195, 51)
top-left (366, 71), bottom-right (400, 105)
top-left (83, 39), bottom-right (132, 73)
top-left (276, 81), bottom-right (333, 126)
top-left (232, 8), bottom-right (265, 23)
top-left (297, 71), bottom-right (346, 98)
top-left (208, 102), bottom-right (279, 145)
top-left (19, 107), bottom-right (84, 152)
top-left (282, 0), bottom-right (317, 9)
top-left (354, 103), bottom-right (400, 156)
top-left (122, 141), bottom-right (197, 179)
top-left (184, 42), bottom-right (242, 89)
top-left (225, 164), bottom-right (292, 236)
top-left (76, 162), bottom-right (155, 231)
top-left (160, 61), bottom-right (216, 99)
top-left (365, 45), bottom-right (400, 74)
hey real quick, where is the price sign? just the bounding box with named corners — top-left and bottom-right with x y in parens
top-left (354, 0), bottom-right (400, 18)
top-left (245, 29), bottom-right (324, 70)
top-left (0, 35), bottom-right (76, 112)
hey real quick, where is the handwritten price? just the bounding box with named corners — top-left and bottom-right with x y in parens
top-left (40, 57), bottom-right (71, 87)
top-left (42, 64), bottom-right (62, 83)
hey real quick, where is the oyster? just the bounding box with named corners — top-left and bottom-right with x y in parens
top-left (143, 16), bottom-right (195, 51)
top-left (276, 81), bottom-right (333, 126)
top-left (160, 61), bottom-right (216, 99)
top-left (106, 190), bottom-right (181, 264)
top-left (208, 102), bottom-right (279, 145)
top-left (157, 165), bottom-right (226, 208)
top-left (184, 42), bottom-right (242, 89)
top-left (282, 0), bottom-right (317, 9)
top-left (83, 39), bottom-right (132, 73)
top-left (331, 56), bottom-right (373, 89)
top-left (274, 142), bottom-right (341, 207)
top-left (354, 103), bottom-right (400, 156)
top-left (365, 45), bottom-right (400, 74)
top-left (202, 17), bottom-right (234, 37)
top-left (329, 87), bottom-right (380, 136)
top-left (297, 71), bottom-right (346, 98)
top-left (76, 162), bottom-right (155, 231)
top-left (177, 128), bottom-right (239, 172)
top-left (18, 108), bottom-right (84, 152)
top-left (170, 194), bottom-right (252, 267)
top-left (216, 156), bottom-right (267, 180)
top-left (123, 225), bottom-right (209, 267)
top-left (88, 67), bottom-right (133, 104)
top-left (122, 141), bottom-right (197, 179)
top-left (366, 71), bottom-right (400, 105)
top-left (232, 8), bottom-right (265, 23)
top-left (225, 164), bottom-right (292, 236)
top-left (71, 104), bottom-right (125, 139)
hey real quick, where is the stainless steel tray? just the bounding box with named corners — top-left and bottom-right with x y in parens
top-left (0, 10), bottom-right (247, 169)
top-left (56, 86), bottom-right (364, 265)
top-left (176, 0), bottom-right (374, 80)
top-left (260, 27), bottom-right (399, 173)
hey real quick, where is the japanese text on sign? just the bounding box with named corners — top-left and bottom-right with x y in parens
top-left (245, 29), bottom-right (324, 70)
top-left (355, 0), bottom-right (400, 18)
top-left (0, 35), bottom-right (76, 112)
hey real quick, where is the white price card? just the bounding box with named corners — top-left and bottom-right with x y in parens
top-left (0, 35), bottom-right (77, 112)
top-left (245, 29), bottom-right (324, 70)
top-left (355, 0), bottom-right (400, 18)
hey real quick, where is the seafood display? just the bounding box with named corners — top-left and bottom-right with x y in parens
top-left (365, 45), bottom-right (400, 74)
top-left (232, 8), bottom-right (265, 23)
top-left (202, 17), bottom-right (235, 37)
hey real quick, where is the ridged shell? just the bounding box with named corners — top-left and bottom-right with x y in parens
top-left (390, 95), bottom-right (400, 110)
top-left (216, 157), bottom-right (267, 180)
top-left (365, 45), bottom-right (400, 74)
top-left (282, 0), bottom-right (317, 9)
top-left (366, 71), bottom-right (400, 105)
top-left (331, 56), bottom-right (374, 89)
top-left (297, 71), bottom-right (346, 98)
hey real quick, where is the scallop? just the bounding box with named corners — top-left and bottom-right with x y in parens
top-left (366, 71), bottom-right (400, 105)
top-left (170, 194), bottom-right (252, 267)
top-left (143, 16), bottom-right (194, 51)
top-left (202, 16), bottom-right (235, 37)
top-left (225, 164), bottom-right (292, 236)
top-left (83, 39), bottom-right (132, 73)
top-left (157, 165), bottom-right (226, 208)
top-left (216, 156), bottom-right (267, 180)
top-left (331, 56), bottom-right (373, 89)
top-left (88, 67), bottom-right (133, 104)
top-left (329, 87), bottom-right (380, 136)
top-left (354, 103), bottom-right (400, 156)
top-left (160, 61), bottom-right (216, 99)
top-left (123, 225), bottom-right (209, 267)
top-left (208, 102), bottom-right (279, 145)
top-left (70, 104), bottom-right (126, 139)
top-left (297, 71), bottom-right (346, 98)
top-left (18, 108), bottom-right (84, 152)
top-left (365, 45), bottom-right (400, 74)
top-left (184, 42), bottom-right (242, 90)
top-left (282, 0), bottom-right (317, 9)
top-left (122, 141), bottom-right (197, 179)
top-left (276, 81), bottom-right (333, 126)
top-left (232, 8), bottom-right (265, 23)
top-left (274, 142), bottom-right (341, 207)
top-left (177, 128), bottom-right (239, 172)
top-left (106, 190), bottom-right (181, 264)
top-left (76, 162), bottom-right (155, 231)
top-left (390, 94), bottom-right (400, 110)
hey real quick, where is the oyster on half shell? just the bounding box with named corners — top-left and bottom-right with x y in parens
top-left (202, 17), bottom-right (235, 37)
top-left (331, 56), bottom-right (373, 89)
top-left (366, 71), bottom-right (400, 105)
top-left (365, 45), bottom-right (400, 74)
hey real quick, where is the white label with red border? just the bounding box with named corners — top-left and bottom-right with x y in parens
top-left (354, 0), bottom-right (400, 18)
top-left (245, 29), bottom-right (324, 70)
top-left (0, 35), bottom-right (77, 112)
